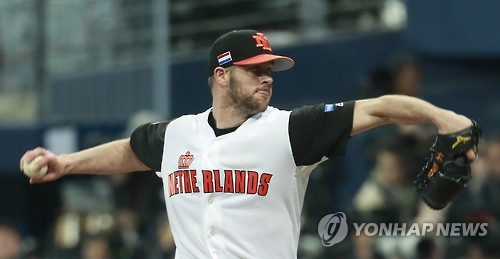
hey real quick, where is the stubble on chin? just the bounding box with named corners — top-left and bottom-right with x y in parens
top-left (228, 77), bottom-right (269, 116)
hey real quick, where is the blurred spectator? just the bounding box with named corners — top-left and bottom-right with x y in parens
top-left (388, 54), bottom-right (422, 97)
top-left (147, 212), bottom-right (175, 259)
top-left (438, 136), bottom-right (500, 258)
top-left (350, 138), bottom-right (421, 258)
top-left (482, 136), bottom-right (500, 222)
top-left (464, 240), bottom-right (499, 259)
top-left (447, 143), bottom-right (491, 224)
top-left (359, 53), bottom-right (432, 172)
top-left (415, 238), bottom-right (443, 259)
top-left (359, 65), bottom-right (393, 99)
top-left (108, 209), bottom-right (142, 259)
top-left (352, 139), bottom-right (419, 224)
top-left (470, 137), bottom-right (500, 256)
top-left (0, 220), bottom-right (22, 259)
top-left (81, 234), bottom-right (113, 259)
top-left (360, 54), bottom-right (422, 99)
top-left (43, 110), bottom-right (166, 258)
top-left (351, 232), bottom-right (383, 259)
top-left (338, 67), bottom-right (430, 258)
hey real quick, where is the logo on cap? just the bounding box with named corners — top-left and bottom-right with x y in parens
top-left (252, 33), bottom-right (272, 51)
top-left (217, 51), bottom-right (233, 66)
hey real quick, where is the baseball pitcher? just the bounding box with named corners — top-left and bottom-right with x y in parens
top-left (20, 30), bottom-right (479, 259)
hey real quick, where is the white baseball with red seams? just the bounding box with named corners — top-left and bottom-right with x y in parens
top-left (23, 156), bottom-right (48, 178)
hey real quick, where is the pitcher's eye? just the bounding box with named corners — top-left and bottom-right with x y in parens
top-left (266, 68), bottom-right (273, 76)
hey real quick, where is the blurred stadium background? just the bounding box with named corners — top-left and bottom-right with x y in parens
top-left (0, 0), bottom-right (499, 258)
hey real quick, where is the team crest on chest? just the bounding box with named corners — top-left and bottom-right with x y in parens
top-left (178, 151), bottom-right (194, 169)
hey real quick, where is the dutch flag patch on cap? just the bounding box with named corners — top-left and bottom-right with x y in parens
top-left (217, 51), bottom-right (232, 66)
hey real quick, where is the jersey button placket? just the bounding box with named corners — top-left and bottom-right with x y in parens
top-left (203, 140), bottom-right (223, 258)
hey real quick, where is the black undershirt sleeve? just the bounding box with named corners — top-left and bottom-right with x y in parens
top-left (130, 121), bottom-right (169, 172)
top-left (289, 101), bottom-right (355, 166)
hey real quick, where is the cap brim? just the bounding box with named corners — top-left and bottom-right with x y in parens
top-left (233, 54), bottom-right (295, 71)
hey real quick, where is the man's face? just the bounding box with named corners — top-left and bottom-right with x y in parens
top-left (227, 62), bottom-right (273, 116)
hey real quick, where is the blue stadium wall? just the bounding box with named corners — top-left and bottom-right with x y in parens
top-left (3, 0), bottom-right (500, 173)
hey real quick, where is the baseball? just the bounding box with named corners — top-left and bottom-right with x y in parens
top-left (23, 156), bottom-right (48, 178)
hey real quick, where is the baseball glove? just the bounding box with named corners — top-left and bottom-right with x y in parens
top-left (414, 120), bottom-right (481, 210)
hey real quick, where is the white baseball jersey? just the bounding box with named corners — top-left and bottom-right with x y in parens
top-left (130, 102), bottom-right (354, 258)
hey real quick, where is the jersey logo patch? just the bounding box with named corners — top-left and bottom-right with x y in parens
top-left (178, 151), bottom-right (194, 169)
top-left (324, 104), bottom-right (334, 112)
top-left (325, 102), bottom-right (344, 112)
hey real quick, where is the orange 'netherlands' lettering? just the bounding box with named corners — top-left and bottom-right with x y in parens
top-left (190, 170), bottom-right (200, 192)
top-left (174, 171), bottom-right (180, 195)
top-left (235, 170), bottom-right (246, 193)
top-left (224, 170), bottom-right (235, 193)
top-left (182, 170), bottom-right (192, 193)
top-left (168, 173), bottom-right (175, 197)
top-left (202, 170), bottom-right (214, 193)
top-left (170, 169), bottom-right (273, 197)
top-left (247, 171), bottom-right (258, 194)
top-left (258, 173), bottom-right (273, 196)
top-left (214, 170), bottom-right (223, 192)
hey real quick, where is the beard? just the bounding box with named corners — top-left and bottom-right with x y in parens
top-left (227, 75), bottom-right (271, 116)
